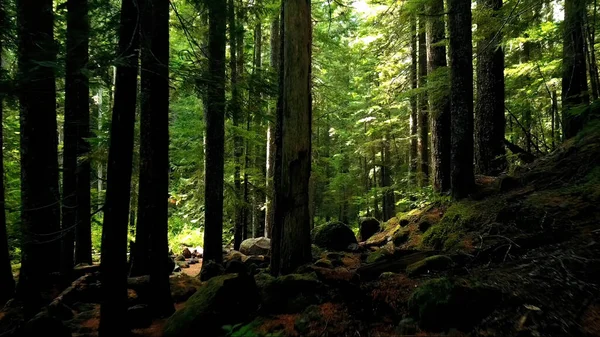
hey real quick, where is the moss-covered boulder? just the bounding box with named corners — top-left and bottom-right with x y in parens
top-left (255, 271), bottom-right (326, 313)
top-left (406, 255), bottom-right (454, 276)
top-left (164, 274), bottom-right (259, 337)
top-left (314, 258), bottom-right (334, 268)
top-left (359, 217), bottom-right (381, 241)
top-left (312, 221), bottom-right (358, 251)
top-left (408, 278), bottom-right (501, 332)
top-left (366, 248), bottom-right (389, 264)
top-left (240, 237), bottom-right (271, 256)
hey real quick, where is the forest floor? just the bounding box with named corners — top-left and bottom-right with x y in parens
top-left (2, 120), bottom-right (600, 337)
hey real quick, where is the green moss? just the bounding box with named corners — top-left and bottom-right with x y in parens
top-left (406, 255), bottom-right (453, 276)
top-left (256, 272), bottom-right (324, 313)
top-left (366, 248), bottom-right (389, 264)
top-left (421, 199), bottom-right (503, 251)
top-left (164, 274), bottom-right (258, 337)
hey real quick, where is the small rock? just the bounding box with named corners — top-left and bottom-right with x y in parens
top-left (224, 250), bottom-right (247, 263)
top-left (199, 260), bottom-right (225, 281)
top-left (177, 261), bottom-right (190, 269)
top-left (359, 217), bottom-right (381, 241)
top-left (189, 258), bottom-right (199, 265)
top-left (240, 237), bottom-right (271, 256)
top-left (128, 304), bottom-right (152, 329)
top-left (192, 246), bottom-right (204, 258)
top-left (175, 254), bottom-right (186, 262)
top-left (347, 243), bottom-right (360, 252)
top-left (182, 248), bottom-right (192, 259)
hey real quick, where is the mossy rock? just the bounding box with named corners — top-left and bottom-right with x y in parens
top-left (255, 272), bottom-right (326, 313)
top-left (392, 228), bottom-right (410, 246)
top-left (406, 255), bottom-right (454, 276)
top-left (312, 222), bottom-right (358, 251)
top-left (359, 217), bottom-right (381, 241)
top-left (164, 274), bottom-right (259, 337)
top-left (408, 278), bottom-right (501, 332)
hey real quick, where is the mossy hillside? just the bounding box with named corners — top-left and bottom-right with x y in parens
top-left (421, 198), bottom-right (504, 251)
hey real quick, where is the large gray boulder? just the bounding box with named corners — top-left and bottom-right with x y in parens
top-left (239, 237), bottom-right (271, 256)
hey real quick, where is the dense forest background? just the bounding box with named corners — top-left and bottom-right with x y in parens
top-left (1, 0), bottom-right (595, 262)
top-left (0, 0), bottom-right (599, 334)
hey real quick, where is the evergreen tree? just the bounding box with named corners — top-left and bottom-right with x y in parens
top-left (418, 15), bottom-right (429, 186)
top-left (562, 0), bottom-right (589, 139)
top-left (99, 0), bottom-right (140, 333)
top-left (16, 0), bottom-right (61, 318)
top-left (448, 0), bottom-right (474, 199)
top-left (475, 0), bottom-right (507, 175)
top-left (271, 0), bottom-right (312, 276)
top-left (202, 0), bottom-right (227, 265)
top-left (427, 0), bottom-right (451, 193)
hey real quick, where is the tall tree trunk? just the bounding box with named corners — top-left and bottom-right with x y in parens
top-left (202, 0), bottom-right (226, 265)
top-left (552, 90), bottom-right (558, 148)
top-left (98, 0), bottom-right (139, 334)
top-left (409, 17), bottom-right (418, 185)
top-left (427, 0), bottom-right (451, 193)
top-left (230, 0), bottom-right (244, 250)
top-left (136, 0), bottom-right (174, 317)
top-left (16, 0), bottom-right (61, 318)
top-left (585, 14), bottom-right (600, 100)
top-left (265, 16), bottom-right (279, 238)
top-left (448, 0), bottom-right (474, 199)
top-left (0, 2), bottom-right (15, 304)
top-left (418, 16), bottom-right (429, 186)
top-left (381, 139), bottom-right (394, 221)
top-left (474, 0), bottom-right (507, 175)
top-left (271, 0), bottom-right (312, 276)
top-left (65, 0), bottom-right (92, 267)
top-left (251, 11), bottom-right (262, 238)
top-left (562, 0), bottom-right (589, 139)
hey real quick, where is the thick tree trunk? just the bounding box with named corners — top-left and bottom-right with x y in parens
top-left (230, 0), bottom-right (244, 251)
top-left (409, 17), bottom-right (418, 185)
top-left (427, 0), bottom-right (451, 193)
top-left (474, 0), bottom-right (507, 176)
top-left (16, 0), bottom-right (61, 318)
top-left (202, 0), bottom-right (226, 265)
top-left (98, 0), bottom-right (139, 334)
top-left (136, 0), bottom-right (174, 317)
top-left (271, 0), bottom-right (312, 276)
top-left (448, 0), bottom-right (474, 199)
top-left (418, 17), bottom-right (429, 186)
top-left (0, 3), bottom-right (14, 304)
top-left (265, 16), bottom-right (280, 238)
top-left (562, 0), bottom-right (589, 139)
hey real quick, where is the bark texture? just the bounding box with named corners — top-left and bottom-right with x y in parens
top-left (409, 17), bottom-right (418, 184)
top-left (427, 0), bottom-right (451, 193)
top-left (271, 0), bottom-right (312, 276)
top-left (448, 0), bottom-right (475, 199)
top-left (474, 0), bottom-right (507, 176)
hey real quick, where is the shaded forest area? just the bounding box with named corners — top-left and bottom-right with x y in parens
top-left (1, 0), bottom-right (600, 336)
